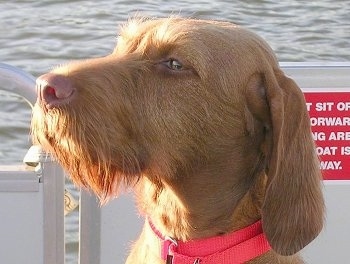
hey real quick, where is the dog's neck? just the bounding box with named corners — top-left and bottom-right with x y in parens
top-left (135, 168), bottom-right (266, 242)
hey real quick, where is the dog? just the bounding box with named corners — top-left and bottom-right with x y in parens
top-left (32, 17), bottom-right (324, 263)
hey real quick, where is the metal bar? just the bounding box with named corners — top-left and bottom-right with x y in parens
top-left (0, 168), bottom-right (39, 192)
top-left (40, 157), bottom-right (65, 264)
top-left (79, 190), bottom-right (101, 264)
top-left (0, 62), bottom-right (36, 107)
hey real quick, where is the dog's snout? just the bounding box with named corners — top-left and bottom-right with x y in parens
top-left (36, 73), bottom-right (74, 108)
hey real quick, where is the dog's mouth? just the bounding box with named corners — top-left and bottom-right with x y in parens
top-left (31, 101), bottom-right (145, 200)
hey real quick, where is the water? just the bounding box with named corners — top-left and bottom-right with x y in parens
top-left (0, 1), bottom-right (349, 263)
top-left (1, 1), bottom-right (350, 163)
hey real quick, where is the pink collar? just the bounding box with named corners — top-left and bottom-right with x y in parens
top-left (148, 219), bottom-right (271, 264)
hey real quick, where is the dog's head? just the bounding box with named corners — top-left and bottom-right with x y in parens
top-left (31, 17), bottom-right (324, 255)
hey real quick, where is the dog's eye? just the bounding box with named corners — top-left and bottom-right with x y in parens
top-left (164, 59), bottom-right (183, 71)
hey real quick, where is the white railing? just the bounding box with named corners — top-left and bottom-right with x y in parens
top-left (0, 63), bottom-right (65, 264)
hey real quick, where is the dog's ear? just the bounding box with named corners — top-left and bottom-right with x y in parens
top-left (245, 69), bottom-right (324, 256)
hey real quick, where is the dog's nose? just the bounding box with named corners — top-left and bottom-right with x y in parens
top-left (36, 73), bottom-right (74, 108)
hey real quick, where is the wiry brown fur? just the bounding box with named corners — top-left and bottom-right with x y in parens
top-left (32, 17), bottom-right (324, 263)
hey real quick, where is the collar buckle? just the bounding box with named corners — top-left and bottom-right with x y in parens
top-left (163, 236), bottom-right (178, 264)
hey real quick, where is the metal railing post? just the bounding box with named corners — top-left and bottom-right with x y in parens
top-left (35, 150), bottom-right (66, 264)
top-left (79, 190), bottom-right (101, 264)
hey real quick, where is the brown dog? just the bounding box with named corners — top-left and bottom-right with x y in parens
top-left (32, 17), bottom-right (324, 263)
